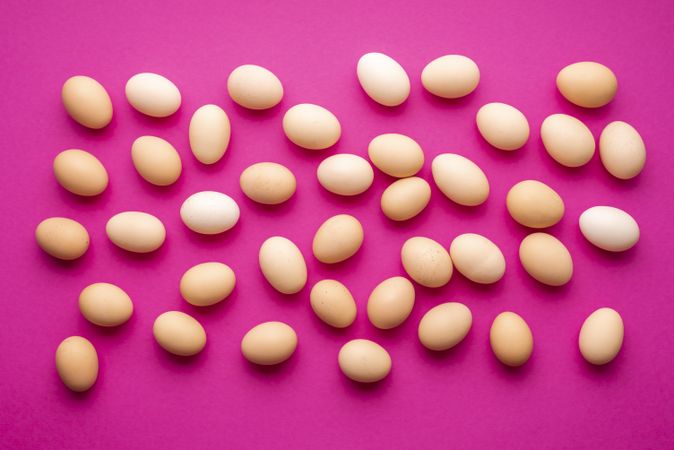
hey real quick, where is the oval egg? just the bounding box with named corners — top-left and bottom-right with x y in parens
top-left (506, 180), bottom-right (565, 228)
top-left (125, 72), bottom-right (181, 117)
top-left (61, 75), bottom-right (113, 129)
top-left (317, 154), bottom-right (374, 196)
top-left (476, 102), bottom-right (530, 150)
top-left (431, 153), bottom-right (489, 206)
top-left (401, 236), bottom-right (453, 288)
top-left (79, 282), bottom-right (133, 327)
top-left (556, 61), bottom-right (617, 108)
top-left (421, 54), bottom-right (480, 99)
top-left (153, 311), bottom-right (206, 356)
top-left (490, 312), bottom-right (534, 367)
top-left (259, 236), bottom-right (307, 294)
top-left (180, 191), bottom-right (240, 235)
top-left (357, 52), bottom-right (410, 107)
top-left (241, 321), bottom-right (297, 365)
top-left (449, 233), bottom-right (505, 284)
top-left (227, 64), bottom-right (283, 110)
top-left (180, 262), bottom-right (236, 307)
top-left (519, 232), bottom-right (573, 286)
top-left (282, 103), bottom-right (341, 150)
top-left (35, 217), bottom-right (89, 260)
top-left (240, 162), bottom-right (296, 205)
top-left (131, 136), bottom-right (182, 186)
top-left (189, 104), bottom-right (231, 165)
top-left (338, 339), bottom-right (392, 383)
top-left (55, 336), bottom-right (98, 392)
top-left (541, 114), bottom-right (595, 167)
top-left (599, 121), bottom-right (646, 179)
top-left (418, 302), bottom-right (472, 351)
top-left (579, 307), bottom-right (624, 365)
top-left (367, 276), bottom-right (415, 329)
top-left (105, 211), bottom-right (166, 253)
top-left (367, 133), bottom-right (424, 178)
top-left (312, 214), bottom-right (364, 264)
top-left (579, 206), bottom-right (639, 252)
top-left (310, 279), bottom-right (357, 328)
top-left (381, 177), bottom-right (431, 221)
top-left (53, 149), bottom-right (109, 196)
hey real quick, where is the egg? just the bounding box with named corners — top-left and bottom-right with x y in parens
top-left (431, 153), bottom-right (489, 206)
top-left (125, 72), bottom-right (181, 117)
top-left (53, 149), bottom-right (108, 196)
top-left (579, 206), bottom-right (639, 252)
top-left (78, 283), bottom-right (133, 327)
top-left (421, 55), bottom-right (480, 99)
top-left (106, 211), bottom-right (166, 253)
top-left (282, 104), bottom-right (341, 150)
top-left (309, 280), bottom-right (357, 328)
top-left (131, 136), bottom-right (182, 186)
top-left (240, 162), bottom-right (296, 205)
top-left (180, 191), bottom-right (240, 235)
top-left (317, 154), bottom-right (374, 196)
top-left (227, 64), bottom-right (283, 110)
top-left (579, 307), bottom-right (624, 365)
top-left (540, 114), bottom-right (595, 167)
top-left (380, 177), bottom-right (431, 221)
top-left (418, 302), bottom-right (472, 351)
top-left (312, 214), bottom-right (364, 264)
top-left (356, 52), bottom-right (410, 107)
top-left (489, 312), bottom-right (534, 367)
top-left (180, 262), bottom-right (236, 307)
top-left (599, 121), bottom-right (646, 179)
top-left (519, 233), bottom-right (573, 286)
top-left (153, 311), bottom-right (206, 356)
top-left (61, 76), bottom-right (113, 129)
top-left (401, 237), bottom-right (453, 288)
top-left (241, 321), bottom-right (297, 365)
top-left (367, 133), bottom-right (424, 177)
top-left (55, 336), bottom-right (98, 392)
top-left (476, 102), bottom-right (530, 150)
top-left (188, 104), bottom-right (231, 165)
top-left (367, 276), bottom-right (415, 329)
top-left (259, 236), bottom-right (307, 294)
top-left (449, 233), bottom-right (505, 284)
top-left (556, 61), bottom-right (617, 108)
top-left (338, 339), bottom-right (391, 383)
top-left (35, 217), bottom-right (89, 260)
top-left (506, 180), bottom-right (565, 228)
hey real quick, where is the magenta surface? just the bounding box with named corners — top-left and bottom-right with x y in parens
top-left (1, 1), bottom-right (673, 448)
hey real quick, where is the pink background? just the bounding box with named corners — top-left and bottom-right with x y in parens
top-left (1, 0), bottom-right (673, 448)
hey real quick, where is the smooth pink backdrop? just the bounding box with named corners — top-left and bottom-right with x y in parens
top-left (1, 1), bottom-right (673, 448)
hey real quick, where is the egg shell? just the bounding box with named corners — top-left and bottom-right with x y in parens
top-left (312, 214), bottom-right (364, 264)
top-left (418, 302), bottom-right (472, 351)
top-left (367, 133), bottom-right (424, 178)
top-left (541, 114), bottom-right (595, 167)
top-left (53, 149), bottom-right (109, 196)
top-left (401, 237), bottom-right (453, 288)
top-left (309, 280), bottom-right (357, 328)
top-left (153, 311), bottom-right (206, 356)
top-left (55, 336), bottom-right (98, 392)
top-left (579, 307), bottom-right (624, 365)
top-left (227, 64), bottom-right (283, 110)
top-left (519, 233), bottom-right (573, 286)
top-left (338, 339), bottom-right (391, 383)
top-left (490, 312), bottom-right (534, 367)
top-left (61, 76), bottom-right (113, 129)
top-left (556, 62), bottom-right (617, 108)
top-left (79, 283), bottom-right (133, 327)
top-left (125, 72), bottom-right (181, 117)
top-left (579, 206), bottom-right (639, 252)
top-left (380, 177), bottom-right (431, 221)
top-left (259, 236), bottom-right (307, 294)
top-left (240, 162), bottom-right (296, 205)
top-left (180, 191), bottom-right (240, 235)
top-left (449, 233), bottom-right (505, 284)
top-left (357, 52), bottom-right (410, 107)
top-left (421, 55), bottom-right (480, 99)
top-left (105, 211), bottom-right (166, 253)
top-left (282, 103), bottom-right (341, 150)
top-left (35, 217), bottom-right (89, 260)
top-left (476, 102), bottom-right (530, 150)
top-left (241, 321), bottom-right (297, 365)
top-left (131, 136), bottom-right (182, 186)
top-left (180, 262), bottom-right (236, 307)
top-left (506, 180), bottom-right (565, 228)
top-left (599, 121), bottom-right (646, 179)
top-left (431, 153), bottom-right (489, 206)
top-left (317, 154), bottom-right (374, 196)
top-left (188, 104), bottom-right (231, 164)
top-left (367, 276), bottom-right (415, 329)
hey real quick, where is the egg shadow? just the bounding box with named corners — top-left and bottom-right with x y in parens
top-left (415, 332), bottom-right (474, 369)
top-left (421, 88), bottom-right (478, 112)
top-left (153, 341), bottom-right (208, 374)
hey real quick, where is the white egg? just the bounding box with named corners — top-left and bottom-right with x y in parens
top-left (317, 154), bottom-right (374, 196)
top-left (357, 52), bottom-right (410, 107)
top-left (180, 191), bottom-right (240, 235)
top-left (579, 206), bottom-right (639, 252)
top-left (125, 73), bottom-right (181, 117)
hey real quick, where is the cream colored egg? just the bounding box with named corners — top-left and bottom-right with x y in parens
top-left (579, 206), bottom-right (639, 252)
top-left (381, 177), bottom-right (431, 221)
top-left (449, 233), bottom-right (505, 284)
top-left (431, 153), bottom-right (489, 206)
top-left (310, 280), bottom-right (357, 328)
top-left (55, 336), bottom-right (98, 392)
top-left (188, 104), bottom-right (231, 165)
top-left (357, 52), bottom-right (410, 107)
top-left (506, 180), bottom-right (565, 228)
top-left (78, 283), bottom-right (133, 327)
top-left (367, 133), bottom-right (424, 178)
top-left (519, 233), bottom-right (573, 286)
top-left (53, 149), bottom-right (109, 196)
top-left (490, 312), bottom-right (533, 367)
top-left (476, 102), bottom-right (530, 150)
top-left (35, 217), bottom-right (89, 260)
top-left (105, 211), bottom-right (166, 253)
top-left (367, 276), bottom-right (415, 329)
top-left (259, 236), bottom-right (307, 294)
top-left (180, 262), bottom-right (236, 307)
top-left (240, 162), bottom-right (296, 205)
top-left (599, 121), bottom-right (646, 179)
top-left (312, 214), bottom-right (364, 264)
top-left (421, 55), bottom-right (480, 99)
top-left (125, 72), bottom-right (181, 117)
top-left (541, 114), bottom-right (595, 167)
top-left (131, 136), bottom-right (182, 186)
top-left (180, 191), bottom-right (240, 235)
top-left (317, 154), bottom-right (374, 196)
top-left (61, 76), bottom-right (112, 129)
top-left (401, 237), bottom-right (453, 288)
top-left (418, 302), bottom-right (472, 351)
top-left (241, 321), bottom-right (297, 365)
top-left (556, 62), bottom-right (617, 108)
top-left (579, 307), bottom-right (624, 365)
top-left (153, 311), bottom-right (206, 356)
top-left (282, 103), bottom-right (341, 150)
top-left (227, 64), bottom-right (283, 110)
top-left (338, 339), bottom-right (391, 383)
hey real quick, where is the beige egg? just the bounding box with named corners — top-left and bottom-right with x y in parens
top-left (490, 312), bottom-right (533, 367)
top-left (418, 302), bottom-right (472, 351)
top-left (55, 336), bottom-right (98, 392)
top-left (125, 72), bottom-right (181, 117)
top-left (53, 149), bottom-right (109, 196)
top-left (519, 233), bottom-right (573, 286)
top-left (259, 236), bottom-right (307, 294)
top-left (338, 339), bottom-right (391, 383)
top-left (153, 311), bottom-right (206, 356)
top-left (35, 217), bottom-right (89, 260)
top-left (240, 162), bottom-right (296, 205)
top-left (579, 307), bottom-right (624, 365)
top-left (599, 121), bottom-right (646, 180)
top-left (541, 114), bottom-right (595, 167)
top-left (367, 276), bottom-right (415, 329)
top-left (476, 102), bottom-right (530, 150)
top-left (61, 75), bottom-right (113, 129)
top-left (367, 133), bottom-right (424, 178)
top-left (282, 103), bottom-right (341, 150)
top-left (579, 206), bottom-right (639, 252)
top-left (381, 177), bottom-right (431, 221)
top-left (431, 153), bottom-right (489, 206)
top-left (131, 136), bottom-right (182, 186)
top-left (310, 280), bottom-right (357, 328)
top-left (312, 214), bottom-right (364, 264)
top-left (449, 233), bottom-right (505, 284)
top-left (180, 262), bottom-right (236, 307)
top-left (401, 237), bottom-right (452, 288)
top-left (556, 62), bottom-right (617, 108)
top-left (506, 180), bottom-right (565, 228)
top-left (357, 52), bottom-right (410, 107)
top-left (227, 64), bottom-right (283, 110)
top-left (188, 104), bottom-right (231, 165)
top-left (421, 55), bottom-right (480, 99)
top-left (79, 283), bottom-right (133, 327)
top-left (317, 154), bottom-right (374, 196)
top-left (241, 321), bottom-right (297, 365)
top-left (105, 211), bottom-right (166, 253)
